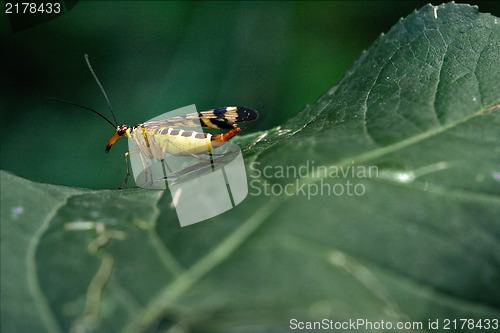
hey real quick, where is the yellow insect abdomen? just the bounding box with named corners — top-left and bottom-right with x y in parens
top-left (154, 129), bottom-right (212, 156)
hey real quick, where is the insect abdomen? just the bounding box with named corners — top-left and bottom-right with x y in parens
top-left (158, 129), bottom-right (213, 156)
top-left (131, 127), bottom-right (212, 160)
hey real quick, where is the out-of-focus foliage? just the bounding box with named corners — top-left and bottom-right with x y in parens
top-left (2, 1), bottom-right (499, 189)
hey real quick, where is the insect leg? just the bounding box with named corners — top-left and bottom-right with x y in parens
top-left (137, 150), bottom-right (153, 185)
top-left (120, 149), bottom-right (142, 189)
top-left (120, 151), bottom-right (133, 189)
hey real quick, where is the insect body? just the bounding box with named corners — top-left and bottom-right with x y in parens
top-left (105, 106), bottom-right (257, 157)
top-left (57, 55), bottom-right (258, 188)
top-left (107, 106), bottom-right (257, 187)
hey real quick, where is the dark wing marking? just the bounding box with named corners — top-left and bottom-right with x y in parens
top-left (142, 106), bottom-right (258, 130)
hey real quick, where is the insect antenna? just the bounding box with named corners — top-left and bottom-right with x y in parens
top-left (49, 97), bottom-right (117, 129)
top-left (84, 54), bottom-right (119, 127)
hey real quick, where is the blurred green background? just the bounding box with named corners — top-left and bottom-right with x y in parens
top-left (2, 1), bottom-right (499, 189)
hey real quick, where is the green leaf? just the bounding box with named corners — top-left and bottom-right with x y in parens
top-left (2, 3), bottom-right (500, 332)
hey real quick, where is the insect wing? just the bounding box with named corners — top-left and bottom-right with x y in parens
top-left (141, 106), bottom-right (258, 130)
top-left (142, 115), bottom-right (203, 131)
top-left (198, 106), bottom-right (258, 128)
